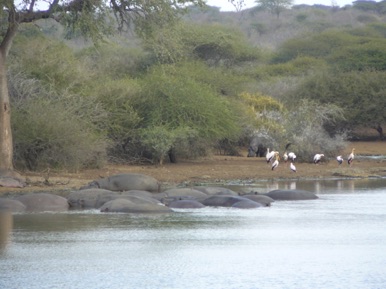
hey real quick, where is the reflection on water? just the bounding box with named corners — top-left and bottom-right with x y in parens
top-left (232, 177), bottom-right (386, 195)
top-left (0, 211), bottom-right (13, 252)
top-left (1, 178), bottom-right (386, 289)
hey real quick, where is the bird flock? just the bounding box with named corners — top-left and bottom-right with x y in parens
top-left (264, 147), bottom-right (355, 172)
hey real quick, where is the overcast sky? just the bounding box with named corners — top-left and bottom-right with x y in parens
top-left (205, 0), bottom-right (360, 11)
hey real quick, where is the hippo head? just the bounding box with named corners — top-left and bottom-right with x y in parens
top-left (79, 181), bottom-right (100, 190)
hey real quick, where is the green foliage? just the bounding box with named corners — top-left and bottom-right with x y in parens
top-left (131, 63), bottom-right (243, 161)
top-left (137, 64), bottom-right (241, 139)
top-left (282, 99), bottom-right (347, 161)
top-left (296, 13), bottom-right (308, 22)
top-left (367, 22), bottom-right (386, 37)
top-left (255, 56), bottom-right (327, 78)
top-left (89, 77), bottom-right (142, 149)
top-left (356, 14), bottom-right (379, 24)
top-left (61, 1), bottom-right (114, 43)
top-left (272, 29), bottom-right (356, 63)
top-left (78, 43), bottom-right (147, 78)
top-left (12, 97), bottom-right (108, 171)
top-left (353, 0), bottom-right (379, 12)
top-left (10, 33), bottom-right (89, 93)
top-left (144, 22), bottom-right (261, 66)
top-left (155, 61), bottom-right (248, 97)
top-left (250, 23), bottom-right (268, 35)
top-left (328, 39), bottom-right (386, 71)
top-left (238, 92), bottom-right (286, 134)
top-left (255, 0), bottom-right (294, 17)
top-left (139, 126), bottom-right (198, 164)
top-left (291, 70), bottom-right (386, 133)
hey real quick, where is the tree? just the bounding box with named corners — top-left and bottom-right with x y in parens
top-left (254, 0), bottom-right (293, 18)
top-left (0, 0), bottom-right (203, 179)
top-left (131, 62), bottom-right (242, 163)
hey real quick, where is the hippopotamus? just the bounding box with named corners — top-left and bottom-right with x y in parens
top-left (68, 188), bottom-right (163, 209)
top-left (263, 189), bottom-right (318, 201)
top-left (161, 188), bottom-right (208, 200)
top-left (81, 173), bottom-right (160, 192)
top-left (0, 176), bottom-right (25, 188)
top-left (193, 186), bottom-right (238, 196)
top-left (231, 199), bottom-right (262, 209)
top-left (0, 198), bottom-right (26, 212)
top-left (67, 188), bottom-right (119, 209)
top-left (241, 194), bottom-right (275, 207)
top-left (201, 195), bottom-right (262, 208)
top-left (167, 199), bottom-right (206, 209)
top-left (100, 198), bottom-right (172, 213)
top-left (15, 193), bottom-right (69, 212)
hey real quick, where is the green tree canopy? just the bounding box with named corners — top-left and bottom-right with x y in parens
top-left (0, 0), bottom-right (204, 175)
top-left (130, 62), bottom-right (244, 163)
top-left (144, 22), bottom-right (261, 66)
top-left (254, 0), bottom-right (293, 18)
top-left (290, 70), bottom-right (386, 135)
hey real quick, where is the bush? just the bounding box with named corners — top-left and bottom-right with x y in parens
top-left (281, 99), bottom-right (347, 162)
top-left (10, 35), bottom-right (89, 93)
top-left (272, 29), bottom-right (356, 63)
top-left (327, 39), bottom-right (386, 71)
top-left (129, 63), bottom-right (244, 162)
top-left (12, 97), bottom-right (108, 171)
top-left (9, 72), bottom-right (108, 171)
top-left (290, 70), bottom-right (386, 133)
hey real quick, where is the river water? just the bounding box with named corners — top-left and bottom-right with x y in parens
top-left (1, 178), bottom-right (386, 289)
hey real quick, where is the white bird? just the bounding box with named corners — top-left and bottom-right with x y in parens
top-left (283, 151), bottom-right (289, 163)
top-left (336, 155), bottom-right (343, 165)
top-left (266, 148), bottom-right (275, 164)
top-left (290, 162), bottom-right (296, 172)
top-left (288, 152), bottom-right (296, 162)
top-left (313, 154), bottom-right (324, 164)
top-left (271, 153), bottom-right (280, 170)
top-left (348, 148), bottom-right (355, 165)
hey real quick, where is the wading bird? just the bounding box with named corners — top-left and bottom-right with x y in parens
top-left (271, 153), bottom-right (280, 170)
top-left (290, 162), bottom-right (296, 172)
top-left (313, 154), bottom-right (324, 164)
top-left (283, 151), bottom-right (289, 163)
top-left (348, 148), bottom-right (355, 165)
top-left (288, 152), bottom-right (296, 162)
top-left (266, 148), bottom-right (275, 164)
top-left (336, 155), bottom-right (343, 165)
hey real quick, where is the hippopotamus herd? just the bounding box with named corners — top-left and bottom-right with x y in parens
top-left (0, 173), bottom-right (318, 214)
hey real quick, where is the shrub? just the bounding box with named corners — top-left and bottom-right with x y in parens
top-left (130, 63), bottom-right (243, 162)
top-left (12, 97), bottom-right (108, 171)
top-left (9, 73), bottom-right (108, 171)
top-left (281, 99), bottom-right (347, 162)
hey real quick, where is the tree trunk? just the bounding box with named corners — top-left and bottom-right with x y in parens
top-left (0, 52), bottom-right (14, 173)
top-left (375, 125), bottom-right (384, 141)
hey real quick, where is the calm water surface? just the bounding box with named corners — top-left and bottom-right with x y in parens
top-left (1, 178), bottom-right (386, 289)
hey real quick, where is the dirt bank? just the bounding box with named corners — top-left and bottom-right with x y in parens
top-left (1, 141), bottom-right (385, 196)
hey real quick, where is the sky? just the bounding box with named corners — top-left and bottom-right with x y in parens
top-left (205, 0), bottom-right (359, 11)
